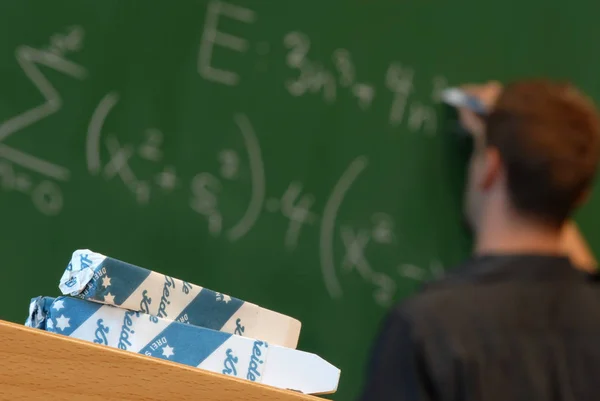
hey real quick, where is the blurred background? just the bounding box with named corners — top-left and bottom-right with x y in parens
top-left (1, 1), bottom-right (599, 399)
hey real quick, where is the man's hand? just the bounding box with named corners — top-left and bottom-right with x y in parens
top-left (457, 81), bottom-right (503, 144)
top-left (561, 221), bottom-right (598, 272)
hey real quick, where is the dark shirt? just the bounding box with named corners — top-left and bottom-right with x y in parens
top-left (360, 254), bottom-right (600, 401)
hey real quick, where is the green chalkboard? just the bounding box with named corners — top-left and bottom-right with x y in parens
top-left (2, 2), bottom-right (600, 399)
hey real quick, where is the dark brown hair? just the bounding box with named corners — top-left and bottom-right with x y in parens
top-left (485, 80), bottom-right (600, 227)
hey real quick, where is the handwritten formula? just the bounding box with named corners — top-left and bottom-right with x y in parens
top-left (0, 1), bottom-right (447, 307)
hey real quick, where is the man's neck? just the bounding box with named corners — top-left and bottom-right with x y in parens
top-left (474, 213), bottom-right (563, 257)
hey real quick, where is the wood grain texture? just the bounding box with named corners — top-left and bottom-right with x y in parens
top-left (0, 320), bottom-right (326, 401)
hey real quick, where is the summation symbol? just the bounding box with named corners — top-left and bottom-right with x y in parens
top-left (0, 26), bottom-right (86, 215)
top-left (0, 26), bottom-right (86, 180)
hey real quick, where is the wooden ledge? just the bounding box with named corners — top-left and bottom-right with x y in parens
top-left (0, 320), bottom-right (325, 401)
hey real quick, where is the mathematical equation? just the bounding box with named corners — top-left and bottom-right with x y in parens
top-left (0, 3), bottom-right (447, 306)
top-left (198, 0), bottom-right (446, 134)
top-left (86, 101), bottom-right (443, 306)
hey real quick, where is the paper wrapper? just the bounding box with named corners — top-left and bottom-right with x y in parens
top-left (25, 296), bottom-right (339, 395)
top-left (59, 249), bottom-right (301, 348)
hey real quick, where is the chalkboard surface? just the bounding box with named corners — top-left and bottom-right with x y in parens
top-left (1, 2), bottom-right (599, 399)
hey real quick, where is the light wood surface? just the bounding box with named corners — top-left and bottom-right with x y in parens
top-left (0, 320), bottom-right (327, 401)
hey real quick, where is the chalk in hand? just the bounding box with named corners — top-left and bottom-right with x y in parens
top-left (441, 88), bottom-right (489, 115)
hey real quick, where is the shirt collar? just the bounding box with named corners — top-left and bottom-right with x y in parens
top-left (452, 253), bottom-right (579, 283)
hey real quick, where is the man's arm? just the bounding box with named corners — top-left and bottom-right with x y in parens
top-left (561, 221), bottom-right (597, 272)
top-left (359, 308), bottom-right (437, 401)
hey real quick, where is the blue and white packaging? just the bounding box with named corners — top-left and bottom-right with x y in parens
top-left (25, 296), bottom-right (54, 329)
top-left (59, 249), bottom-right (301, 348)
top-left (25, 296), bottom-right (339, 395)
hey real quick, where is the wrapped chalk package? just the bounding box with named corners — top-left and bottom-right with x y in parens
top-left (59, 249), bottom-right (301, 348)
top-left (26, 296), bottom-right (339, 395)
top-left (25, 295), bottom-right (54, 329)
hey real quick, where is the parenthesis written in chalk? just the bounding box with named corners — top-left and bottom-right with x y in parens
top-left (226, 113), bottom-right (266, 242)
top-left (319, 155), bottom-right (369, 300)
top-left (86, 92), bottom-right (119, 175)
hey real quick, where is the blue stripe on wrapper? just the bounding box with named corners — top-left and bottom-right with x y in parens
top-left (24, 294), bottom-right (339, 394)
top-left (60, 249), bottom-right (302, 349)
top-left (47, 296), bottom-right (103, 337)
top-left (140, 320), bottom-right (232, 366)
top-left (177, 288), bottom-right (244, 329)
top-left (89, 258), bottom-right (152, 306)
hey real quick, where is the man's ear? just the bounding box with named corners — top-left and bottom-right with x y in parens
top-left (479, 147), bottom-right (502, 190)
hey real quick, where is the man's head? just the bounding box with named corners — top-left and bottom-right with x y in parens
top-left (464, 80), bottom-right (600, 233)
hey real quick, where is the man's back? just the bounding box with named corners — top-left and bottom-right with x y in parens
top-left (360, 255), bottom-right (600, 401)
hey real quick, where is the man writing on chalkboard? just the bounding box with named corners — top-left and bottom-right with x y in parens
top-left (359, 80), bottom-right (600, 400)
